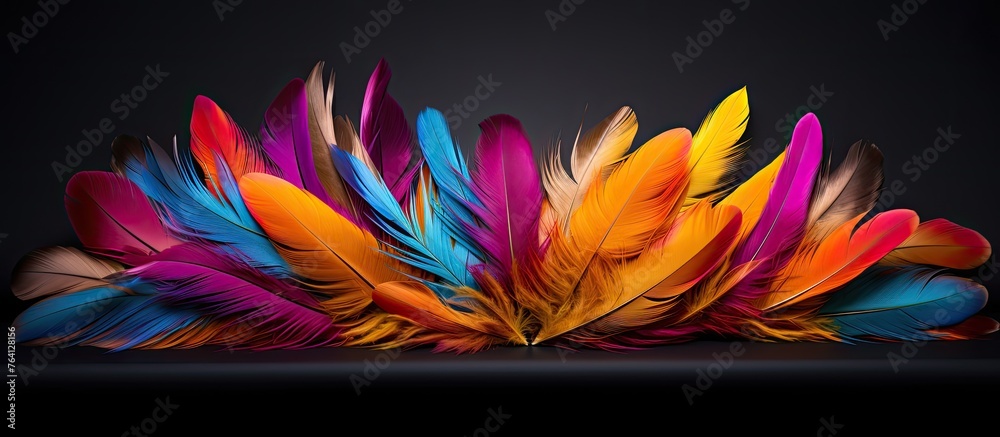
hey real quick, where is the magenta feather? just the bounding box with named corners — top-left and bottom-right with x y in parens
top-left (360, 58), bottom-right (421, 203)
top-left (726, 113), bottom-right (823, 302)
top-left (466, 114), bottom-right (543, 282)
top-left (127, 243), bottom-right (339, 350)
top-left (260, 79), bottom-right (348, 216)
top-left (65, 171), bottom-right (180, 265)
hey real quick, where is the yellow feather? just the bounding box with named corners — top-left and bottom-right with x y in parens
top-left (685, 87), bottom-right (750, 208)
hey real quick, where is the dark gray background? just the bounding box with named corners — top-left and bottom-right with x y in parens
top-left (0, 0), bottom-right (1000, 320)
top-left (3, 1), bottom-right (998, 318)
top-left (2, 1), bottom-right (998, 433)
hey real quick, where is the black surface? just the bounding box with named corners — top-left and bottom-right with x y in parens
top-left (13, 338), bottom-right (1000, 433)
top-left (19, 339), bottom-right (1000, 389)
top-left (4, 0), bottom-right (1000, 434)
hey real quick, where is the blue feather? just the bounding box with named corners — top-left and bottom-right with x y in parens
top-left (410, 171), bottom-right (481, 289)
top-left (13, 287), bottom-right (199, 352)
top-left (114, 137), bottom-right (290, 277)
top-left (819, 267), bottom-right (988, 341)
top-left (416, 109), bottom-right (487, 272)
top-left (416, 108), bottom-right (481, 222)
top-left (330, 147), bottom-right (479, 291)
top-left (417, 108), bottom-right (487, 263)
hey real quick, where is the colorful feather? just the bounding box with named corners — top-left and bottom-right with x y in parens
top-left (125, 243), bottom-right (342, 350)
top-left (304, 62), bottom-right (358, 209)
top-left (9, 60), bottom-right (993, 353)
top-left (414, 107), bottom-right (483, 262)
top-left (566, 127), bottom-right (692, 259)
top-left (523, 128), bottom-right (692, 339)
top-left (880, 218), bottom-right (991, 269)
top-left (757, 209), bottom-right (919, 312)
top-left (533, 200), bottom-right (742, 345)
top-left (417, 170), bottom-right (483, 291)
top-left (684, 87), bottom-right (750, 207)
top-left (238, 172), bottom-right (408, 316)
top-left (13, 285), bottom-right (201, 352)
top-left (465, 114), bottom-right (544, 282)
top-left (331, 147), bottom-right (478, 290)
top-left (189, 95), bottom-right (267, 184)
top-left (674, 152), bottom-right (788, 321)
top-left (371, 279), bottom-right (528, 352)
top-left (259, 78), bottom-right (344, 214)
top-left (11, 247), bottom-right (123, 300)
top-left (725, 113), bottom-right (823, 303)
top-left (806, 141), bottom-right (884, 240)
top-left (360, 58), bottom-right (422, 203)
top-left (541, 107), bottom-right (637, 238)
top-left (65, 171), bottom-right (180, 265)
top-left (819, 267), bottom-right (989, 341)
top-left (718, 152), bottom-right (786, 243)
top-left (110, 135), bottom-right (290, 276)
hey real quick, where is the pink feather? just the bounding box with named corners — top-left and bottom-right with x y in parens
top-left (360, 59), bottom-right (421, 203)
top-left (259, 79), bottom-right (350, 217)
top-left (129, 243), bottom-right (339, 350)
top-left (726, 113), bottom-right (823, 302)
top-left (466, 114), bottom-right (543, 282)
top-left (65, 171), bottom-right (180, 265)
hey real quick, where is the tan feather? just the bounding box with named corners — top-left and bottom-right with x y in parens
top-left (806, 141), bottom-right (884, 241)
top-left (12, 247), bottom-right (123, 300)
top-left (305, 61), bottom-right (357, 214)
top-left (541, 107), bottom-right (637, 235)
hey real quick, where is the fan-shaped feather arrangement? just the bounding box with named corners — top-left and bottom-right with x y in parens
top-left (11, 59), bottom-right (996, 353)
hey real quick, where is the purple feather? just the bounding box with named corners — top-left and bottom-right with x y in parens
top-left (260, 79), bottom-right (347, 216)
top-left (128, 243), bottom-right (340, 350)
top-left (727, 113), bottom-right (823, 301)
top-left (360, 59), bottom-right (421, 204)
top-left (465, 114), bottom-right (543, 282)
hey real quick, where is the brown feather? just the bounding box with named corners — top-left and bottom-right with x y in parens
top-left (12, 247), bottom-right (123, 300)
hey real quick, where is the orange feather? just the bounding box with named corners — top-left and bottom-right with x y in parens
top-left (533, 200), bottom-right (741, 343)
top-left (567, 127), bottom-right (692, 258)
top-left (190, 96), bottom-right (266, 184)
top-left (758, 209), bottom-right (919, 312)
top-left (238, 172), bottom-right (409, 317)
top-left (880, 218), bottom-right (991, 269)
top-left (372, 279), bottom-right (528, 352)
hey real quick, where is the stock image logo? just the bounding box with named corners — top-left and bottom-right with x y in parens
top-left (671, 0), bottom-right (750, 73)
